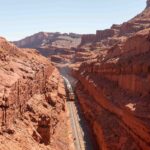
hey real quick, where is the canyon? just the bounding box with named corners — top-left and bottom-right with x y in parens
top-left (0, 0), bottom-right (150, 150)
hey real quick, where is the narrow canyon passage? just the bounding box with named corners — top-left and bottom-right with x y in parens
top-left (61, 68), bottom-right (98, 150)
top-left (1, 1), bottom-right (150, 149)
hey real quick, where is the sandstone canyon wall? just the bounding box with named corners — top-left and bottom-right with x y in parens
top-left (0, 37), bottom-right (72, 150)
top-left (72, 1), bottom-right (150, 149)
top-left (80, 0), bottom-right (150, 46)
top-left (73, 28), bottom-right (150, 150)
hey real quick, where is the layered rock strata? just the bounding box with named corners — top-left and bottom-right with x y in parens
top-left (80, 1), bottom-right (150, 46)
top-left (73, 28), bottom-right (150, 150)
top-left (0, 37), bottom-right (73, 150)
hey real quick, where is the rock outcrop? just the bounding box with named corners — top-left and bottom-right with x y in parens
top-left (73, 28), bottom-right (150, 150)
top-left (80, 1), bottom-right (150, 46)
top-left (81, 34), bottom-right (96, 45)
top-left (147, 0), bottom-right (150, 8)
top-left (96, 29), bottom-right (115, 41)
top-left (0, 37), bottom-right (73, 150)
top-left (72, 1), bottom-right (150, 149)
top-left (13, 32), bottom-right (81, 51)
top-left (80, 29), bottom-right (116, 45)
top-left (0, 37), bottom-right (53, 131)
top-left (13, 32), bottom-right (81, 64)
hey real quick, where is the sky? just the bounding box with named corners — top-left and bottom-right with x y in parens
top-left (0, 0), bottom-right (146, 41)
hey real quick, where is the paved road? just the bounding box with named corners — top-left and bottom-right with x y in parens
top-left (63, 76), bottom-right (97, 150)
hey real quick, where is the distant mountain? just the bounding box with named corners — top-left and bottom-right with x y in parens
top-left (13, 32), bottom-right (81, 49)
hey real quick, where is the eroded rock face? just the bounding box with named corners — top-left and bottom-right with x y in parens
top-left (0, 38), bottom-right (72, 150)
top-left (80, 0), bottom-right (150, 46)
top-left (80, 29), bottom-right (116, 45)
top-left (106, 29), bottom-right (150, 59)
top-left (0, 37), bottom-right (53, 130)
top-left (72, 2), bottom-right (150, 149)
top-left (13, 32), bottom-right (81, 49)
top-left (81, 34), bottom-right (96, 45)
top-left (73, 28), bottom-right (150, 150)
top-left (33, 114), bottom-right (50, 145)
top-left (13, 32), bottom-right (81, 65)
top-left (96, 29), bottom-right (115, 41)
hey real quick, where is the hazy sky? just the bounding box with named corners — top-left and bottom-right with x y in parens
top-left (0, 0), bottom-right (146, 41)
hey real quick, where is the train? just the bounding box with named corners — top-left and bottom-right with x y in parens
top-left (68, 92), bottom-right (75, 101)
top-left (62, 76), bottom-right (75, 101)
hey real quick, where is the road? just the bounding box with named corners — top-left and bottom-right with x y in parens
top-left (63, 76), bottom-right (97, 150)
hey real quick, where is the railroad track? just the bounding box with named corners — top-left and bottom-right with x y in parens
top-left (68, 101), bottom-right (83, 150)
top-left (63, 75), bottom-right (96, 150)
top-left (63, 76), bottom-right (84, 150)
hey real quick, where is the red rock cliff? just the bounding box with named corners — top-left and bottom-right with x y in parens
top-left (73, 28), bottom-right (150, 150)
top-left (80, 1), bottom-right (150, 46)
top-left (0, 37), bottom-right (72, 150)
